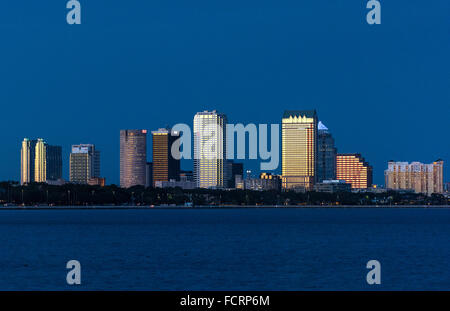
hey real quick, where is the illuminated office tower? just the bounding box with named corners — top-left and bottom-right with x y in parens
top-left (20, 138), bottom-right (37, 185)
top-left (336, 153), bottom-right (373, 189)
top-left (282, 110), bottom-right (318, 190)
top-left (20, 138), bottom-right (62, 184)
top-left (385, 160), bottom-right (444, 195)
top-left (120, 130), bottom-right (147, 188)
top-left (46, 145), bottom-right (62, 181)
top-left (193, 110), bottom-right (228, 188)
top-left (70, 144), bottom-right (101, 184)
top-left (152, 128), bottom-right (180, 186)
top-left (34, 139), bottom-right (47, 183)
top-left (317, 121), bottom-right (337, 182)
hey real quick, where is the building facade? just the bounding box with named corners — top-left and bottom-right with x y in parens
top-left (228, 161), bottom-right (243, 188)
top-left (282, 110), bottom-right (318, 190)
top-left (244, 173), bottom-right (282, 191)
top-left (21, 138), bottom-right (62, 184)
top-left (46, 145), bottom-right (62, 181)
top-left (152, 128), bottom-right (180, 186)
top-left (314, 180), bottom-right (351, 193)
top-left (146, 162), bottom-right (153, 188)
top-left (317, 121), bottom-right (337, 182)
top-left (385, 160), bottom-right (444, 195)
top-left (336, 153), bottom-right (373, 189)
top-left (20, 138), bottom-right (37, 185)
top-left (70, 144), bottom-right (100, 184)
top-left (34, 139), bottom-right (47, 183)
top-left (120, 130), bottom-right (147, 188)
top-left (193, 110), bottom-right (228, 188)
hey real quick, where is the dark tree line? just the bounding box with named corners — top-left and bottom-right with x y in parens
top-left (0, 181), bottom-right (448, 207)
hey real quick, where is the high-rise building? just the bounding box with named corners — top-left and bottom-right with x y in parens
top-left (385, 160), bottom-right (444, 195)
top-left (336, 153), bottom-right (373, 189)
top-left (46, 145), bottom-right (62, 181)
top-left (282, 110), bottom-right (318, 190)
top-left (21, 138), bottom-right (37, 185)
top-left (317, 121), bottom-right (337, 182)
top-left (152, 128), bottom-right (181, 186)
top-left (70, 144), bottom-right (100, 184)
top-left (34, 139), bottom-right (47, 183)
top-left (193, 110), bottom-right (228, 188)
top-left (20, 138), bottom-right (62, 184)
top-left (120, 130), bottom-right (147, 188)
top-left (226, 161), bottom-right (243, 188)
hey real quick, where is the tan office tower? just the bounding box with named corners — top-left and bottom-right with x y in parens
top-left (152, 128), bottom-right (180, 186)
top-left (120, 130), bottom-right (147, 188)
top-left (34, 138), bottom-right (47, 183)
top-left (336, 153), bottom-right (373, 189)
top-left (193, 110), bottom-right (227, 188)
top-left (282, 110), bottom-right (318, 190)
top-left (70, 144), bottom-right (101, 184)
top-left (385, 160), bottom-right (444, 195)
top-left (20, 138), bottom-right (37, 185)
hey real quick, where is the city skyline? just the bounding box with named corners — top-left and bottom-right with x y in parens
top-left (14, 108), bottom-right (445, 193)
top-left (1, 2), bottom-right (449, 185)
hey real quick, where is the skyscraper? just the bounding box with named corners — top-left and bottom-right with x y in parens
top-left (336, 153), bottom-right (373, 189)
top-left (21, 138), bottom-right (62, 184)
top-left (193, 110), bottom-right (228, 188)
top-left (70, 144), bottom-right (101, 184)
top-left (20, 138), bottom-right (37, 185)
top-left (317, 121), bottom-right (337, 182)
top-left (34, 139), bottom-right (47, 183)
top-left (282, 110), bottom-right (318, 190)
top-left (120, 130), bottom-right (147, 188)
top-left (385, 160), bottom-right (444, 195)
top-left (152, 128), bottom-right (180, 186)
top-left (46, 145), bottom-right (62, 181)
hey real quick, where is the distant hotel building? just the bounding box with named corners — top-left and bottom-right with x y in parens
top-left (70, 144), bottom-right (101, 184)
top-left (317, 121), bottom-right (337, 182)
top-left (152, 128), bottom-right (180, 187)
top-left (282, 110), bottom-right (318, 190)
top-left (120, 130), bottom-right (147, 188)
top-left (385, 160), bottom-right (444, 195)
top-left (193, 110), bottom-right (228, 188)
top-left (336, 153), bottom-right (373, 189)
top-left (21, 138), bottom-right (62, 185)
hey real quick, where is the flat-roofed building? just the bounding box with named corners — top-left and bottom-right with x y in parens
top-left (120, 130), bottom-right (147, 188)
top-left (282, 110), bottom-right (318, 191)
top-left (70, 144), bottom-right (100, 184)
top-left (336, 153), bottom-right (373, 189)
top-left (385, 160), bottom-right (444, 195)
top-left (152, 128), bottom-right (180, 187)
top-left (193, 110), bottom-right (228, 188)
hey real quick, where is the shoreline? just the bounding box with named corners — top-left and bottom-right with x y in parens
top-left (1, 205), bottom-right (450, 210)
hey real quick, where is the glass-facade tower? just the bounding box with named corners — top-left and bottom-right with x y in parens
top-left (152, 128), bottom-right (180, 187)
top-left (193, 110), bottom-right (228, 189)
top-left (282, 110), bottom-right (318, 190)
top-left (120, 130), bottom-right (147, 188)
top-left (317, 121), bottom-right (337, 182)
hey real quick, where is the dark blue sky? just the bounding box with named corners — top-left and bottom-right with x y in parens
top-left (1, 1), bottom-right (449, 185)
